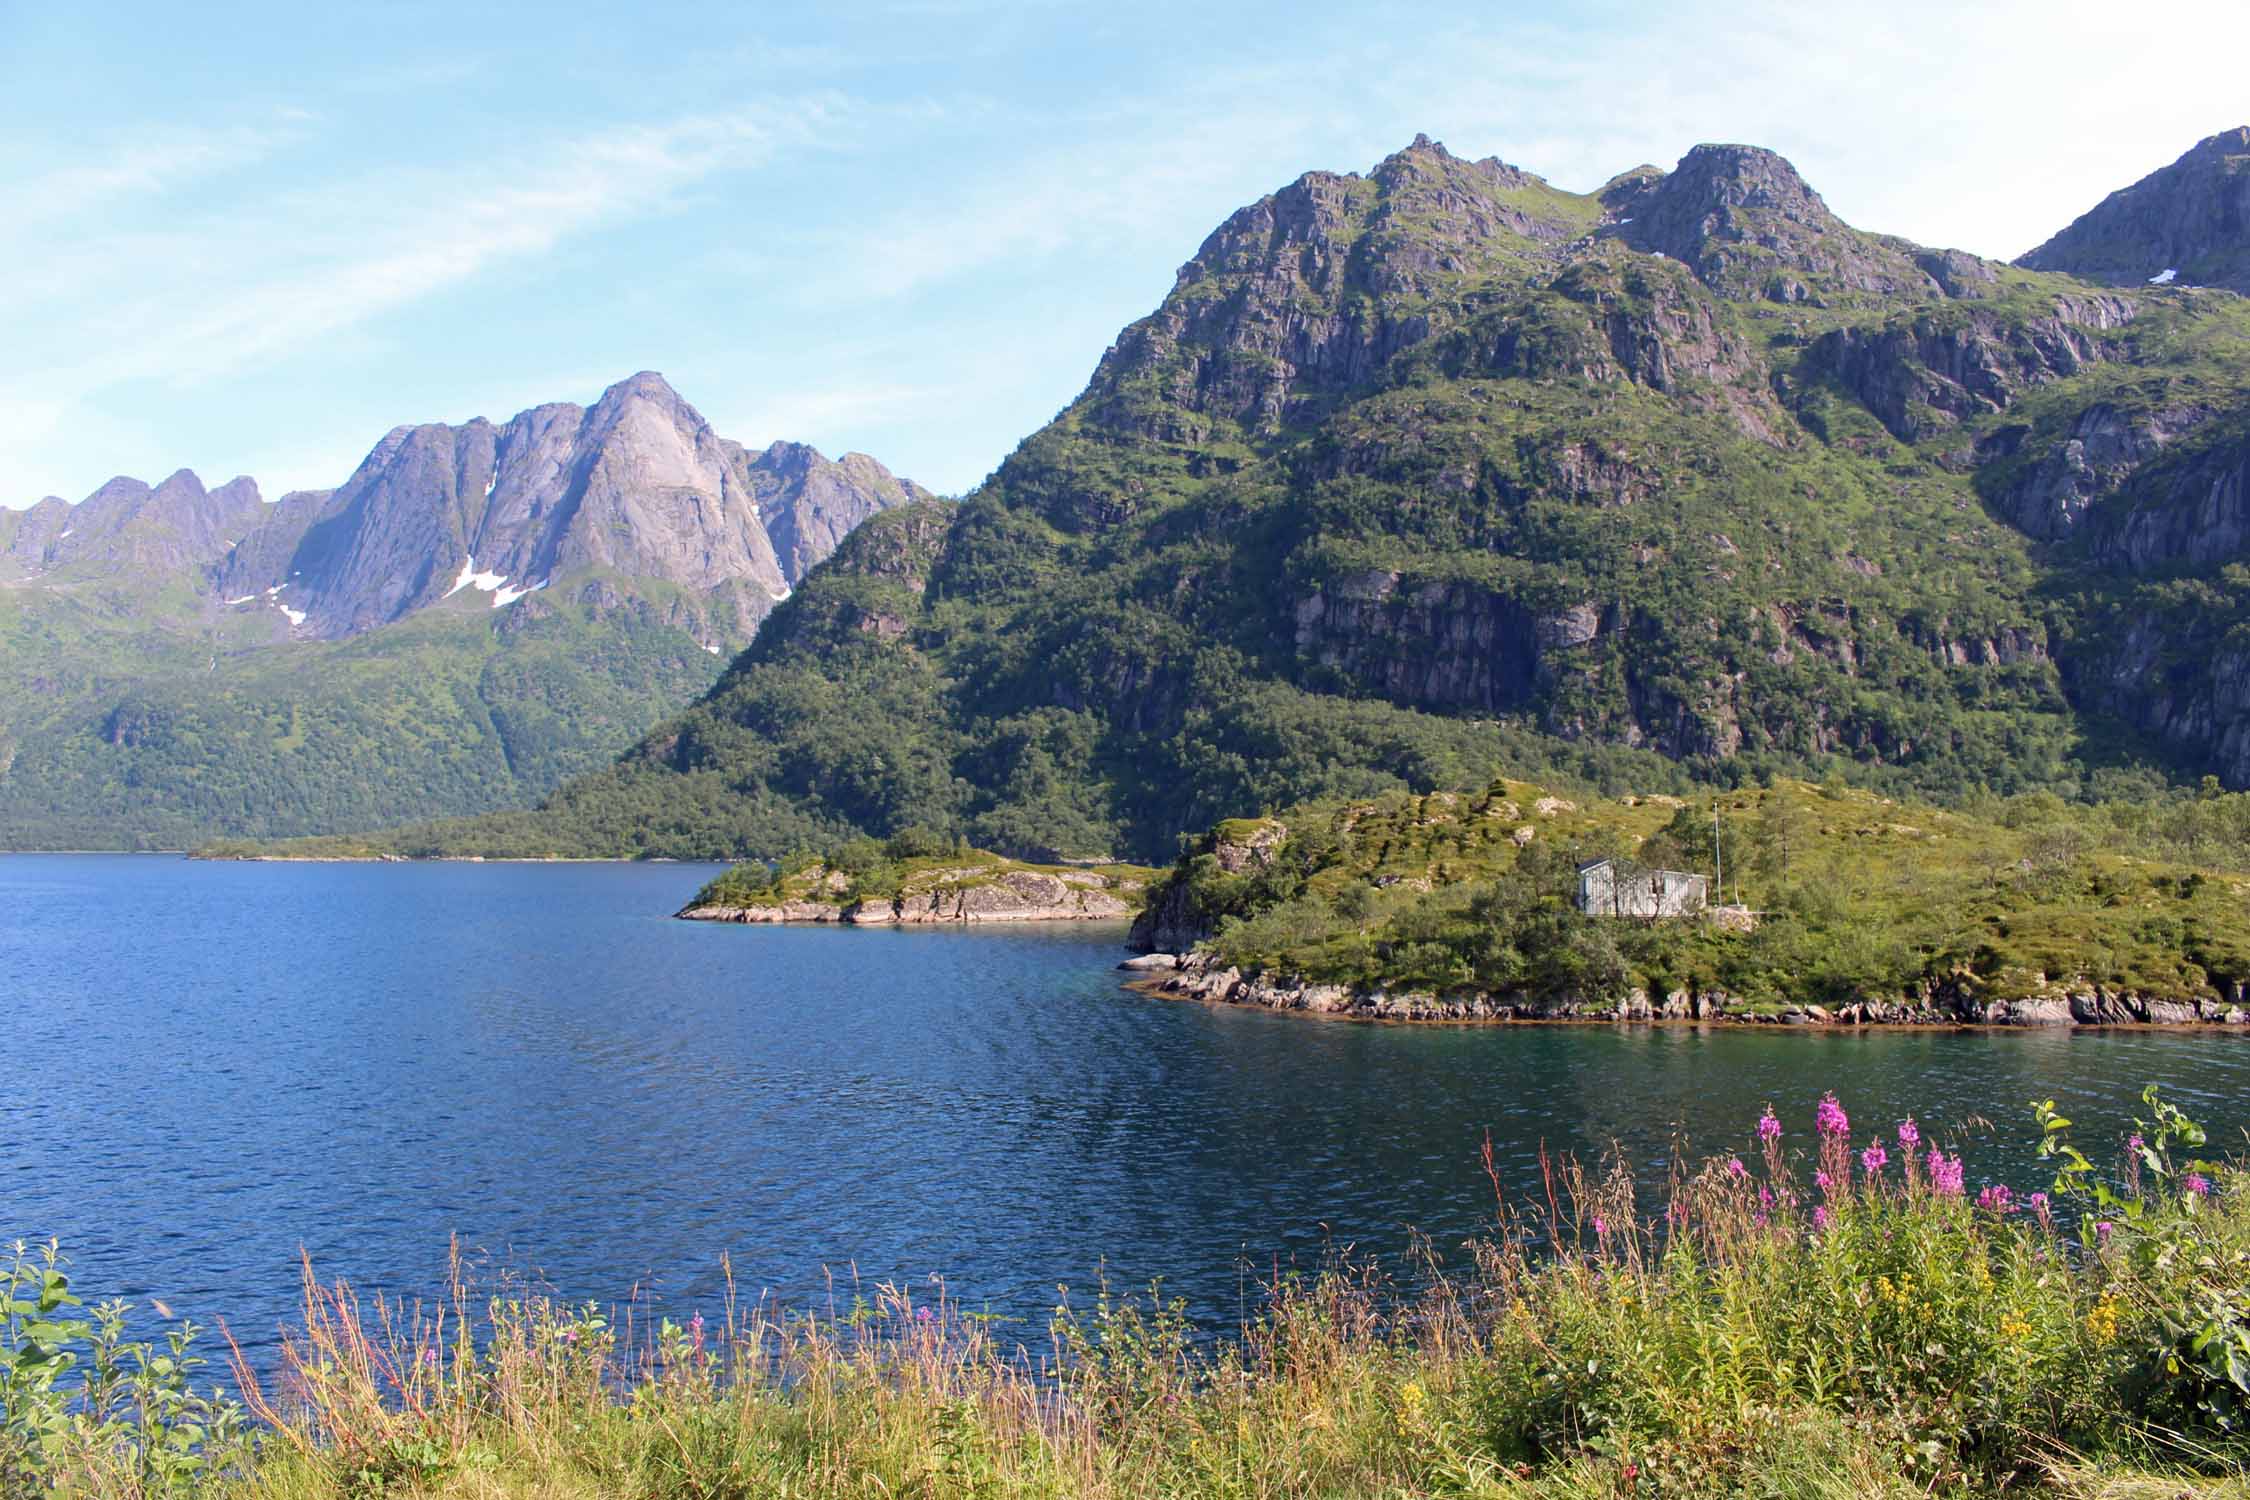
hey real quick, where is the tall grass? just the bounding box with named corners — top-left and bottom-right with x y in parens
top-left (10, 1089), bottom-right (2247, 1497)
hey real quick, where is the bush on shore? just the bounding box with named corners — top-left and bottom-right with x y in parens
top-left (9, 1089), bottom-right (2247, 1497)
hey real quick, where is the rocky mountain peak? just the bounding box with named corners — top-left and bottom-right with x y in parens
top-left (6, 467), bottom-right (268, 577)
top-left (1614, 142), bottom-right (1935, 302)
top-left (185, 374), bottom-right (921, 648)
top-left (2017, 125), bottom-right (2250, 291)
top-left (1372, 132), bottom-right (1551, 201)
top-left (589, 369), bottom-right (698, 425)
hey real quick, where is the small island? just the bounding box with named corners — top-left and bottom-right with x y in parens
top-left (679, 831), bottom-right (1157, 925)
top-left (1127, 777), bottom-right (2250, 1028)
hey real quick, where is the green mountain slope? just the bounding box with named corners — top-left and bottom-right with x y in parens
top-left (0, 373), bottom-right (925, 849)
top-left (0, 577), bottom-right (726, 848)
top-left (358, 132), bottom-right (2250, 864)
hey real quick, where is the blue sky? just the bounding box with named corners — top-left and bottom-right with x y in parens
top-left (4, 0), bottom-right (2247, 505)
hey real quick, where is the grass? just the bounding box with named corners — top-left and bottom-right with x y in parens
top-left (10, 1090), bottom-right (2249, 1497)
top-left (1142, 774), bottom-right (2250, 1016)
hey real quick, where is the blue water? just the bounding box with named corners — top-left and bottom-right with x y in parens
top-left (6, 855), bottom-right (2248, 1364)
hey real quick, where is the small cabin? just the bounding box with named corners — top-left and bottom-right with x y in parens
top-left (1577, 858), bottom-right (1708, 918)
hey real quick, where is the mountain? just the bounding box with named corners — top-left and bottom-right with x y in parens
top-left (205, 129), bottom-right (2250, 864)
top-left (1, 470), bottom-right (267, 582)
top-left (2019, 128), bottom-right (2250, 292)
top-left (0, 374), bottom-right (928, 847)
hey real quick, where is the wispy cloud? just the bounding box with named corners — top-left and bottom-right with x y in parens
top-left (5, 122), bottom-right (292, 227)
top-left (18, 103), bottom-right (846, 391)
top-left (0, 95), bottom-right (862, 498)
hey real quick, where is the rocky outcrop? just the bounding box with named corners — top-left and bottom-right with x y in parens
top-left (1799, 298), bottom-right (2132, 446)
top-left (1136, 953), bottom-right (2250, 1028)
top-left (1291, 569), bottom-right (1541, 711)
top-left (1608, 144), bottom-right (1940, 303)
top-left (2090, 430), bottom-right (2250, 569)
top-left (2019, 127), bottom-right (2250, 292)
top-left (746, 442), bottom-right (936, 582)
top-left (2065, 613), bottom-right (2250, 787)
top-left (680, 866), bottom-right (1143, 926)
top-left (1070, 135), bottom-right (1588, 458)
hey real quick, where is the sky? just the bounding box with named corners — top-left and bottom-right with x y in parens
top-left (4, 0), bottom-right (2248, 506)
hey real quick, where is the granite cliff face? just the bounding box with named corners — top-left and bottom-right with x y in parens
top-left (200, 372), bottom-right (928, 648)
top-left (2019, 128), bottom-right (2250, 292)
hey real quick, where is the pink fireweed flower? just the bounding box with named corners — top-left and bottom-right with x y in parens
top-left (1860, 1141), bottom-right (1889, 1175)
top-left (1726, 1156), bottom-right (1749, 1178)
top-left (2186, 1173), bottom-right (2211, 1197)
top-left (1812, 1204), bottom-right (1831, 1231)
top-left (2094, 1220), bottom-right (2113, 1244)
top-left (1814, 1169), bottom-right (1833, 1192)
top-left (1758, 1184), bottom-right (1773, 1208)
top-left (1975, 1183), bottom-right (2015, 1214)
top-left (1757, 1107), bottom-right (1783, 1143)
top-left (1897, 1116), bottom-right (1920, 1150)
top-left (1816, 1092), bottom-right (1850, 1137)
top-left (1592, 1215), bottom-right (1607, 1237)
top-left (1926, 1147), bottom-right (1965, 1197)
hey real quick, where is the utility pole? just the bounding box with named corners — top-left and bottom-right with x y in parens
top-left (1712, 799), bottom-right (1724, 908)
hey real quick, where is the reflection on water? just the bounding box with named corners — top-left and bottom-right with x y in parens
top-left (5, 854), bottom-right (2246, 1357)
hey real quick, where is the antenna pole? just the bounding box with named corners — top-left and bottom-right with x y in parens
top-left (1713, 800), bottom-right (1724, 907)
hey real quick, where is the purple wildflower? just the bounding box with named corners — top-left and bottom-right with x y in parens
top-left (1757, 1107), bottom-right (1783, 1144)
top-left (1816, 1092), bottom-right (1850, 1137)
top-left (2185, 1173), bottom-right (2211, 1198)
top-left (1976, 1183), bottom-right (2016, 1214)
top-left (1814, 1169), bottom-right (1833, 1192)
top-left (1926, 1147), bottom-right (1965, 1197)
top-left (2095, 1220), bottom-right (2113, 1244)
top-left (1726, 1156), bottom-right (1749, 1178)
top-left (421, 1348), bottom-right (437, 1367)
top-left (1860, 1141), bottom-right (1889, 1175)
top-left (1592, 1214), bottom-right (1608, 1237)
top-left (1813, 1204), bottom-right (1831, 1231)
top-left (916, 1305), bottom-right (935, 1322)
top-left (1759, 1184), bottom-right (1774, 1208)
top-left (1897, 1116), bottom-right (1920, 1150)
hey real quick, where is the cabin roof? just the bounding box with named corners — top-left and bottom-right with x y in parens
top-left (1577, 858), bottom-right (1705, 881)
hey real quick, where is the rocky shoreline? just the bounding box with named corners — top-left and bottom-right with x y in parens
top-left (680, 867), bottom-right (1137, 926)
top-left (1121, 952), bottom-right (2250, 1028)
